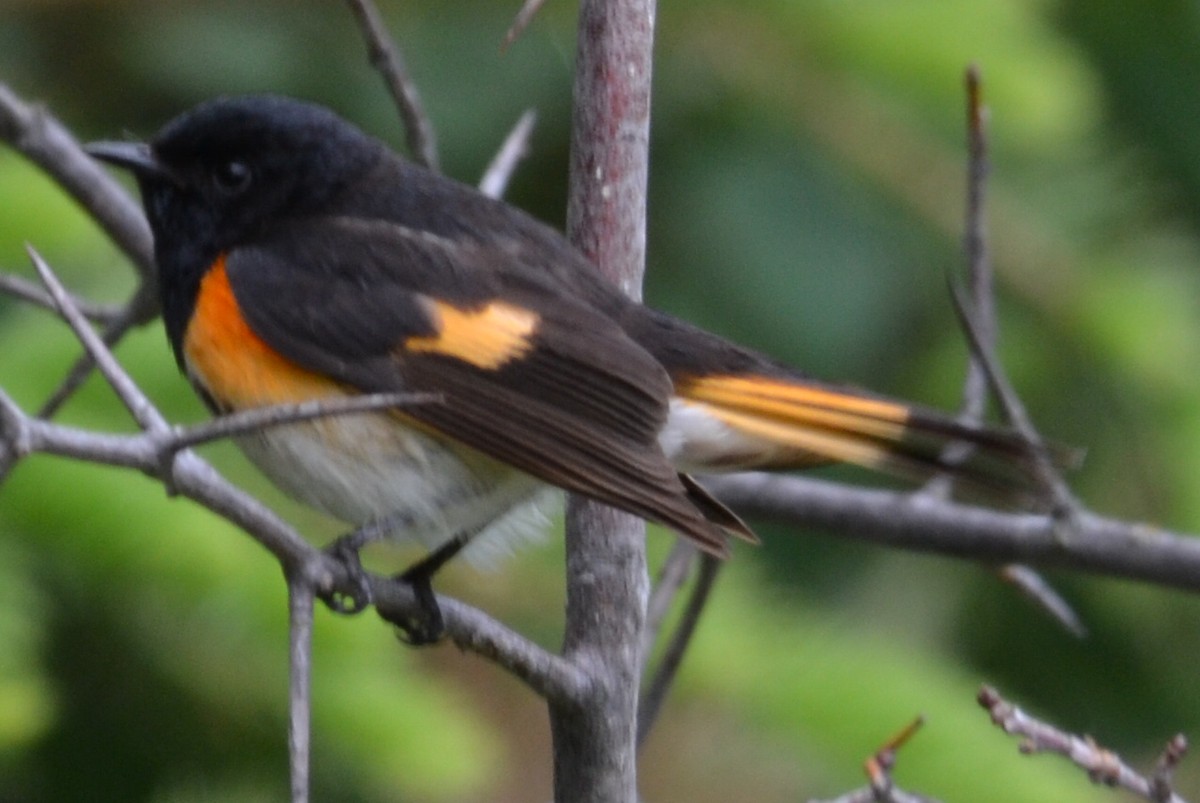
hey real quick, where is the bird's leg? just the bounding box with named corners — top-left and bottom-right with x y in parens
top-left (320, 513), bottom-right (410, 615)
top-left (321, 516), bottom-right (477, 646)
top-left (385, 530), bottom-right (476, 646)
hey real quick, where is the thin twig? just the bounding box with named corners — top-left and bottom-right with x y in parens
top-left (344, 0), bottom-right (439, 170)
top-left (960, 63), bottom-right (993, 422)
top-left (922, 63), bottom-right (996, 487)
top-left (166, 392), bottom-right (441, 452)
top-left (1153, 735), bottom-right (1189, 803)
top-left (979, 685), bottom-right (1190, 803)
top-left (949, 282), bottom-right (1079, 515)
top-left (941, 80), bottom-right (1076, 510)
top-left (637, 551), bottom-right (720, 745)
top-left (809, 716), bottom-right (943, 803)
top-left (502, 0), bottom-right (550, 52)
top-left (704, 472), bottom-right (1200, 594)
top-left (35, 289), bottom-right (152, 419)
top-left (641, 539), bottom-right (699, 660)
top-left (921, 65), bottom-right (1083, 635)
top-left (478, 109), bottom-right (538, 199)
top-left (0, 270), bottom-right (123, 323)
top-left (1, 83), bottom-right (160, 421)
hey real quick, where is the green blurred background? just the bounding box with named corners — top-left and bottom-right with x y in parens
top-left (3, 1), bottom-right (1200, 800)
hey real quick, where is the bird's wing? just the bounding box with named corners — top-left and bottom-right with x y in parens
top-left (223, 217), bottom-right (751, 553)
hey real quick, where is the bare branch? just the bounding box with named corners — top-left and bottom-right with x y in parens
top-left (933, 70), bottom-right (1076, 511)
top-left (704, 472), bottom-right (1200, 594)
top-left (34, 296), bottom-right (145, 421)
top-left (979, 685), bottom-right (1190, 803)
top-left (0, 83), bottom-right (160, 420)
top-left (916, 65), bottom-right (1083, 636)
top-left (344, 0), bottom-right (440, 170)
top-left (641, 539), bottom-right (698, 660)
top-left (0, 83), bottom-right (156, 286)
top-left (949, 283), bottom-right (1080, 513)
top-left (478, 109), bottom-right (538, 199)
top-left (959, 62), bottom-right (993, 421)
top-left (1153, 735), bottom-right (1190, 803)
top-left (29, 246), bottom-right (169, 434)
top-left (2, 392), bottom-right (586, 700)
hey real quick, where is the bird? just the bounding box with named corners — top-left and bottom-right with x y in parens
top-left (87, 94), bottom-right (1034, 641)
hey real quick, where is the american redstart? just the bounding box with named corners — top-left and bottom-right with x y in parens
top-left (87, 95), bottom-right (1033, 639)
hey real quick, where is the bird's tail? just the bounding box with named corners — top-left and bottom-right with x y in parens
top-left (665, 371), bottom-right (1044, 502)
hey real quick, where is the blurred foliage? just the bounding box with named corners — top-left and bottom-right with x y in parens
top-left (3, 0), bottom-right (1200, 800)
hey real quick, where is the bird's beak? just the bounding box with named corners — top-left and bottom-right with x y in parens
top-left (85, 140), bottom-right (179, 184)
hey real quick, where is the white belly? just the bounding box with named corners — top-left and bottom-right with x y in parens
top-left (234, 412), bottom-right (558, 565)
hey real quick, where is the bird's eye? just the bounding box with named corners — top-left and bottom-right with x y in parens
top-left (213, 160), bottom-right (252, 195)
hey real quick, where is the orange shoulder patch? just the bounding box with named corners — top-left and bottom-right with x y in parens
top-left (404, 299), bottom-right (539, 370)
top-left (183, 256), bottom-right (342, 408)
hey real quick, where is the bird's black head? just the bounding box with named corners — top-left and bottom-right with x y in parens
top-left (90, 95), bottom-right (383, 272)
top-left (87, 95), bottom-right (384, 354)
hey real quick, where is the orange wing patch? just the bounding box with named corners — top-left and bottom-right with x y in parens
top-left (184, 256), bottom-right (343, 408)
top-left (405, 299), bottom-right (539, 370)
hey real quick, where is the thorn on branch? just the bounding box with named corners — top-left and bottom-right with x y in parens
top-left (479, 109), bottom-right (538, 199)
top-left (997, 563), bottom-right (1087, 638)
top-left (502, 0), bottom-right (549, 52)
